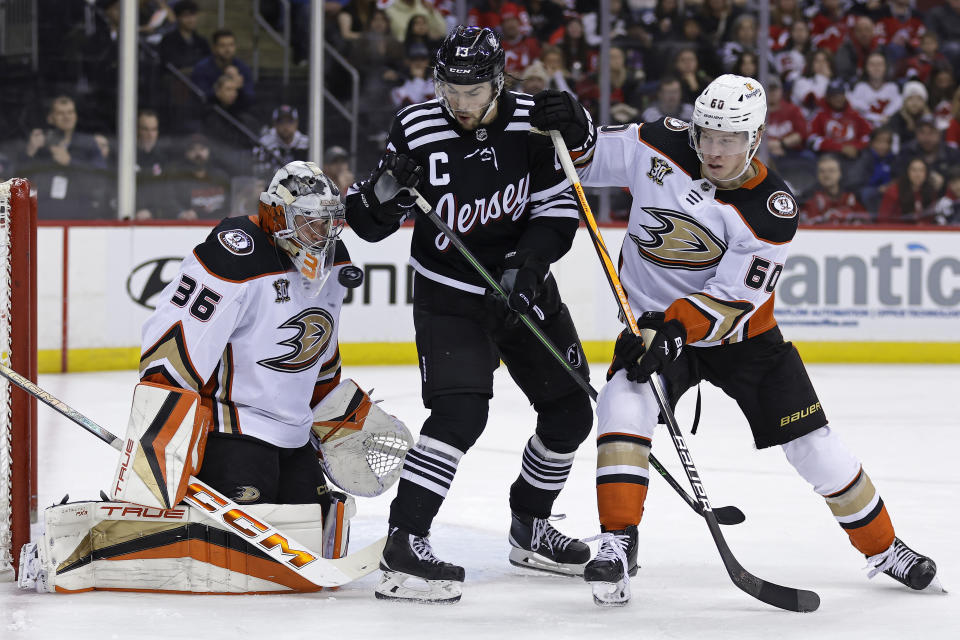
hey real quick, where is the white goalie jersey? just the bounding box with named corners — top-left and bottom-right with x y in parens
top-left (140, 215), bottom-right (355, 448)
top-left (576, 118), bottom-right (800, 346)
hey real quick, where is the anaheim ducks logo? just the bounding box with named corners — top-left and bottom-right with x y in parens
top-left (629, 207), bottom-right (727, 271)
top-left (258, 308), bottom-right (335, 372)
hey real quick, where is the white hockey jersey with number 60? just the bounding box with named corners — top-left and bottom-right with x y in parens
top-left (576, 118), bottom-right (800, 346)
top-left (140, 215), bottom-right (353, 448)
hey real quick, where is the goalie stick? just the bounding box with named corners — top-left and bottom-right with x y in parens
top-left (0, 362), bottom-right (383, 588)
top-left (546, 129), bottom-right (820, 613)
top-left (398, 176), bottom-right (745, 527)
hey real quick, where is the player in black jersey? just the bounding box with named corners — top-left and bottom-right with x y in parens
top-left (346, 26), bottom-right (593, 603)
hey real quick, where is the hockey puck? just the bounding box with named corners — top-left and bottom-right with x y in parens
top-left (338, 265), bottom-right (364, 288)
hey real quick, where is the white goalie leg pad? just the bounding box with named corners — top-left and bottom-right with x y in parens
top-left (312, 378), bottom-right (414, 497)
top-left (111, 382), bottom-right (212, 508)
top-left (20, 500), bottom-right (328, 594)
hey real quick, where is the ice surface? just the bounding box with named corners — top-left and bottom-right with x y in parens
top-left (1, 364), bottom-right (956, 639)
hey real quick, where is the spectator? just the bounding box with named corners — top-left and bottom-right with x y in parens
top-left (582, 0), bottom-right (633, 48)
top-left (254, 105), bottom-right (310, 179)
top-left (924, 0), bottom-right (960, 74)
top-left (20, 96), bottom-right (110, 219)
top-left (719, 13), bottom-right (759, 73)
top-left (552, 17), bottom-right (595, 82)
top-left (468, 0), bottom-right (514, 31)
top-left (501, 3), bottom-right (541, 76)
top-left (672, 46), bottom-right (711, 105)
top-left (877, 156), bottom-right (939, 224)
top-left (809, 0), bottom-right (851, 53)
top-left (135, 110), bottom-right (170, 219)
top-left (575, 46), bottom-right (643, 124)
top-left (835, 15), bottom-right (880, 81)
top-left (775, 18), bottom-right (813, 85)
top-left (846, 126), bottom-right (897, 212)
top-left (765, 75), bottom-right (816, 193)
top-left (349, 9), bottom-right (404, 134)
top-left (521, 60), bottom-right (549, 96)
top-left (385, 0), bottom-right (447, 42)
top-left (895, 115), bottom-right (960, 193)
top-left (323, 146), bottom-right (355, 196)
top-left (944, 87), bottom-right (960, 148)
top-left (792, 48), bottom-right (836, 118)
top-left (525, 0), bottom-right (565, 43)
top-left (694, 0), bottom-right (742, 49)
top-left (769, 0), bottom-right (803, 48)
top-left (338, 0), bottom-right (377, 41)
top-left (887, 80), bottom-right (932, 153)
top-left (897, 31), bottom-right (948, 83)
top-left (642, 0), bottom-right (685, 47)
top-left (404, 14), bottom-right (442, 54)
top-left (540, 46), bottom-right (575, 94)
top-left (677, 10), bottom-right (720, 78)
top-left (801, 154), bottom-right (871, 225)
top-left (159, 0), bottom-right (210, 72)
top-left (731, 50), bottom-right (761, 80)
top-left (849, 51), bottom-right (902, 129)
top-left (391, 42), bottom-right (435, 108)
top-left (808, 79), bottom-right (873, 163)
top-left (878, 0), bottom-right (926, 64)
top-left (191, 30), bottom-right (254, 107)
top-left (641, 75), bottom-right (693, 123)
top-left (928, 65), bottom-right (958, 130)
top-left (933, 166), bottom-right (960, 225)
top-left (169, 134), bottom-right (230, 220)
top-left (82, 0), bottom-right (122, 132)
top-left (139, 0), bottom-right (173, 44)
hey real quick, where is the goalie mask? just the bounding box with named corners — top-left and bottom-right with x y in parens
top-left (435, 26), bottom-right (505, 129)
top-left (689, 74), bottom-right (767, 184)
top-left (260, 161), bottom-right (345, 296)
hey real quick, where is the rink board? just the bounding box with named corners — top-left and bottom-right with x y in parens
top-left (34, 223), bottom-right (960, 372)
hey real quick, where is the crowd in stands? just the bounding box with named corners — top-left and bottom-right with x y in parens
top-left (3, 0), bottom-right (960, 226)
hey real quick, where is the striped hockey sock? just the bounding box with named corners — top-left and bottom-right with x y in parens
top-left (596, 432), bottom-right (651, 531)
top-left (389, 435), bottom-right (464, 536)
top-left (509, 435), bottom-right (575, 516)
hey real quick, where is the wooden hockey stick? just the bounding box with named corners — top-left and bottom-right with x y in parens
top-left (0, 362), bottom-right (384, 588)
top-left (546, 130), bottom-right (820, 612)
top-left (400, 179), bottom-right (745, 527)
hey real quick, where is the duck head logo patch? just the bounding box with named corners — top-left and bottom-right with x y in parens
top-left (629, 207), bottom-right (727, 271)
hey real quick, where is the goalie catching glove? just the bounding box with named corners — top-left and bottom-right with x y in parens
top-left (608, 312), bottom-right (687, 382)
top-left (311, 379), bottom-right (414, 497)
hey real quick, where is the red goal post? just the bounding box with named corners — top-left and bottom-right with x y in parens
top-left (0, 178), bottom-right (38, 581)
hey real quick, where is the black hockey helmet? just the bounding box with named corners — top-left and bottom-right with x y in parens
top-left (434, 26), bottom-right (505, 124)
top-left (435, 26), bottom-right (505, 85)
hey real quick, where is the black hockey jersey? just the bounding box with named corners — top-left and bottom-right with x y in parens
top-left (347, 91), bottom-right (580, 294)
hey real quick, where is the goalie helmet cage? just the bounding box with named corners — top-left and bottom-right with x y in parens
top-left (0, 178), bottom-right (38, 581)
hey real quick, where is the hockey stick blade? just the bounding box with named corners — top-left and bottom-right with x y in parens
top-left (0, 362), bottom-right (384, 588)
top-left (714, 505), bottom-right (746, 526)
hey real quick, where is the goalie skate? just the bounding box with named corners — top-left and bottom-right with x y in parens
top-left (508, 511), bottom-right (589, 576)
top-left (375, 527), bottom-right (465, 604)
top-left (583, 526), bottom-right (638, 607)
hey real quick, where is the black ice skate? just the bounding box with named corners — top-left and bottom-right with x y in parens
top-left (375, 527), bottom-right (465, 603)
top-left (508, 511), bottom-right (590, 576)
top-left (866, 537), bottom-right (941, 592)
top-left (583, 526), bottom-right (639, 606)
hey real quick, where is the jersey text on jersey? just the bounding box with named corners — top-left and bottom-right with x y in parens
top-left (432, 176), bottom-right (530, 251)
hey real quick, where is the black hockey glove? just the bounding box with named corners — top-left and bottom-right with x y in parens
top-left (358, 152), bottom-right (423, 221)
top-left (499, 249), bottom-right (550, 315)
top-left (632, 312), bottom-right (686, 383)
top-left (530, 89), bottom-right (591, 149)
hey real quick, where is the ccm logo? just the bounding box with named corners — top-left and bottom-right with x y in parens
top-left (185, 483), bottom-right (317, 569)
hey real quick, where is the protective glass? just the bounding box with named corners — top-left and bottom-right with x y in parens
top-left (436, 79), bottom-right (496, 115)
top-left (690, 126), bottom-right (751, 157)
